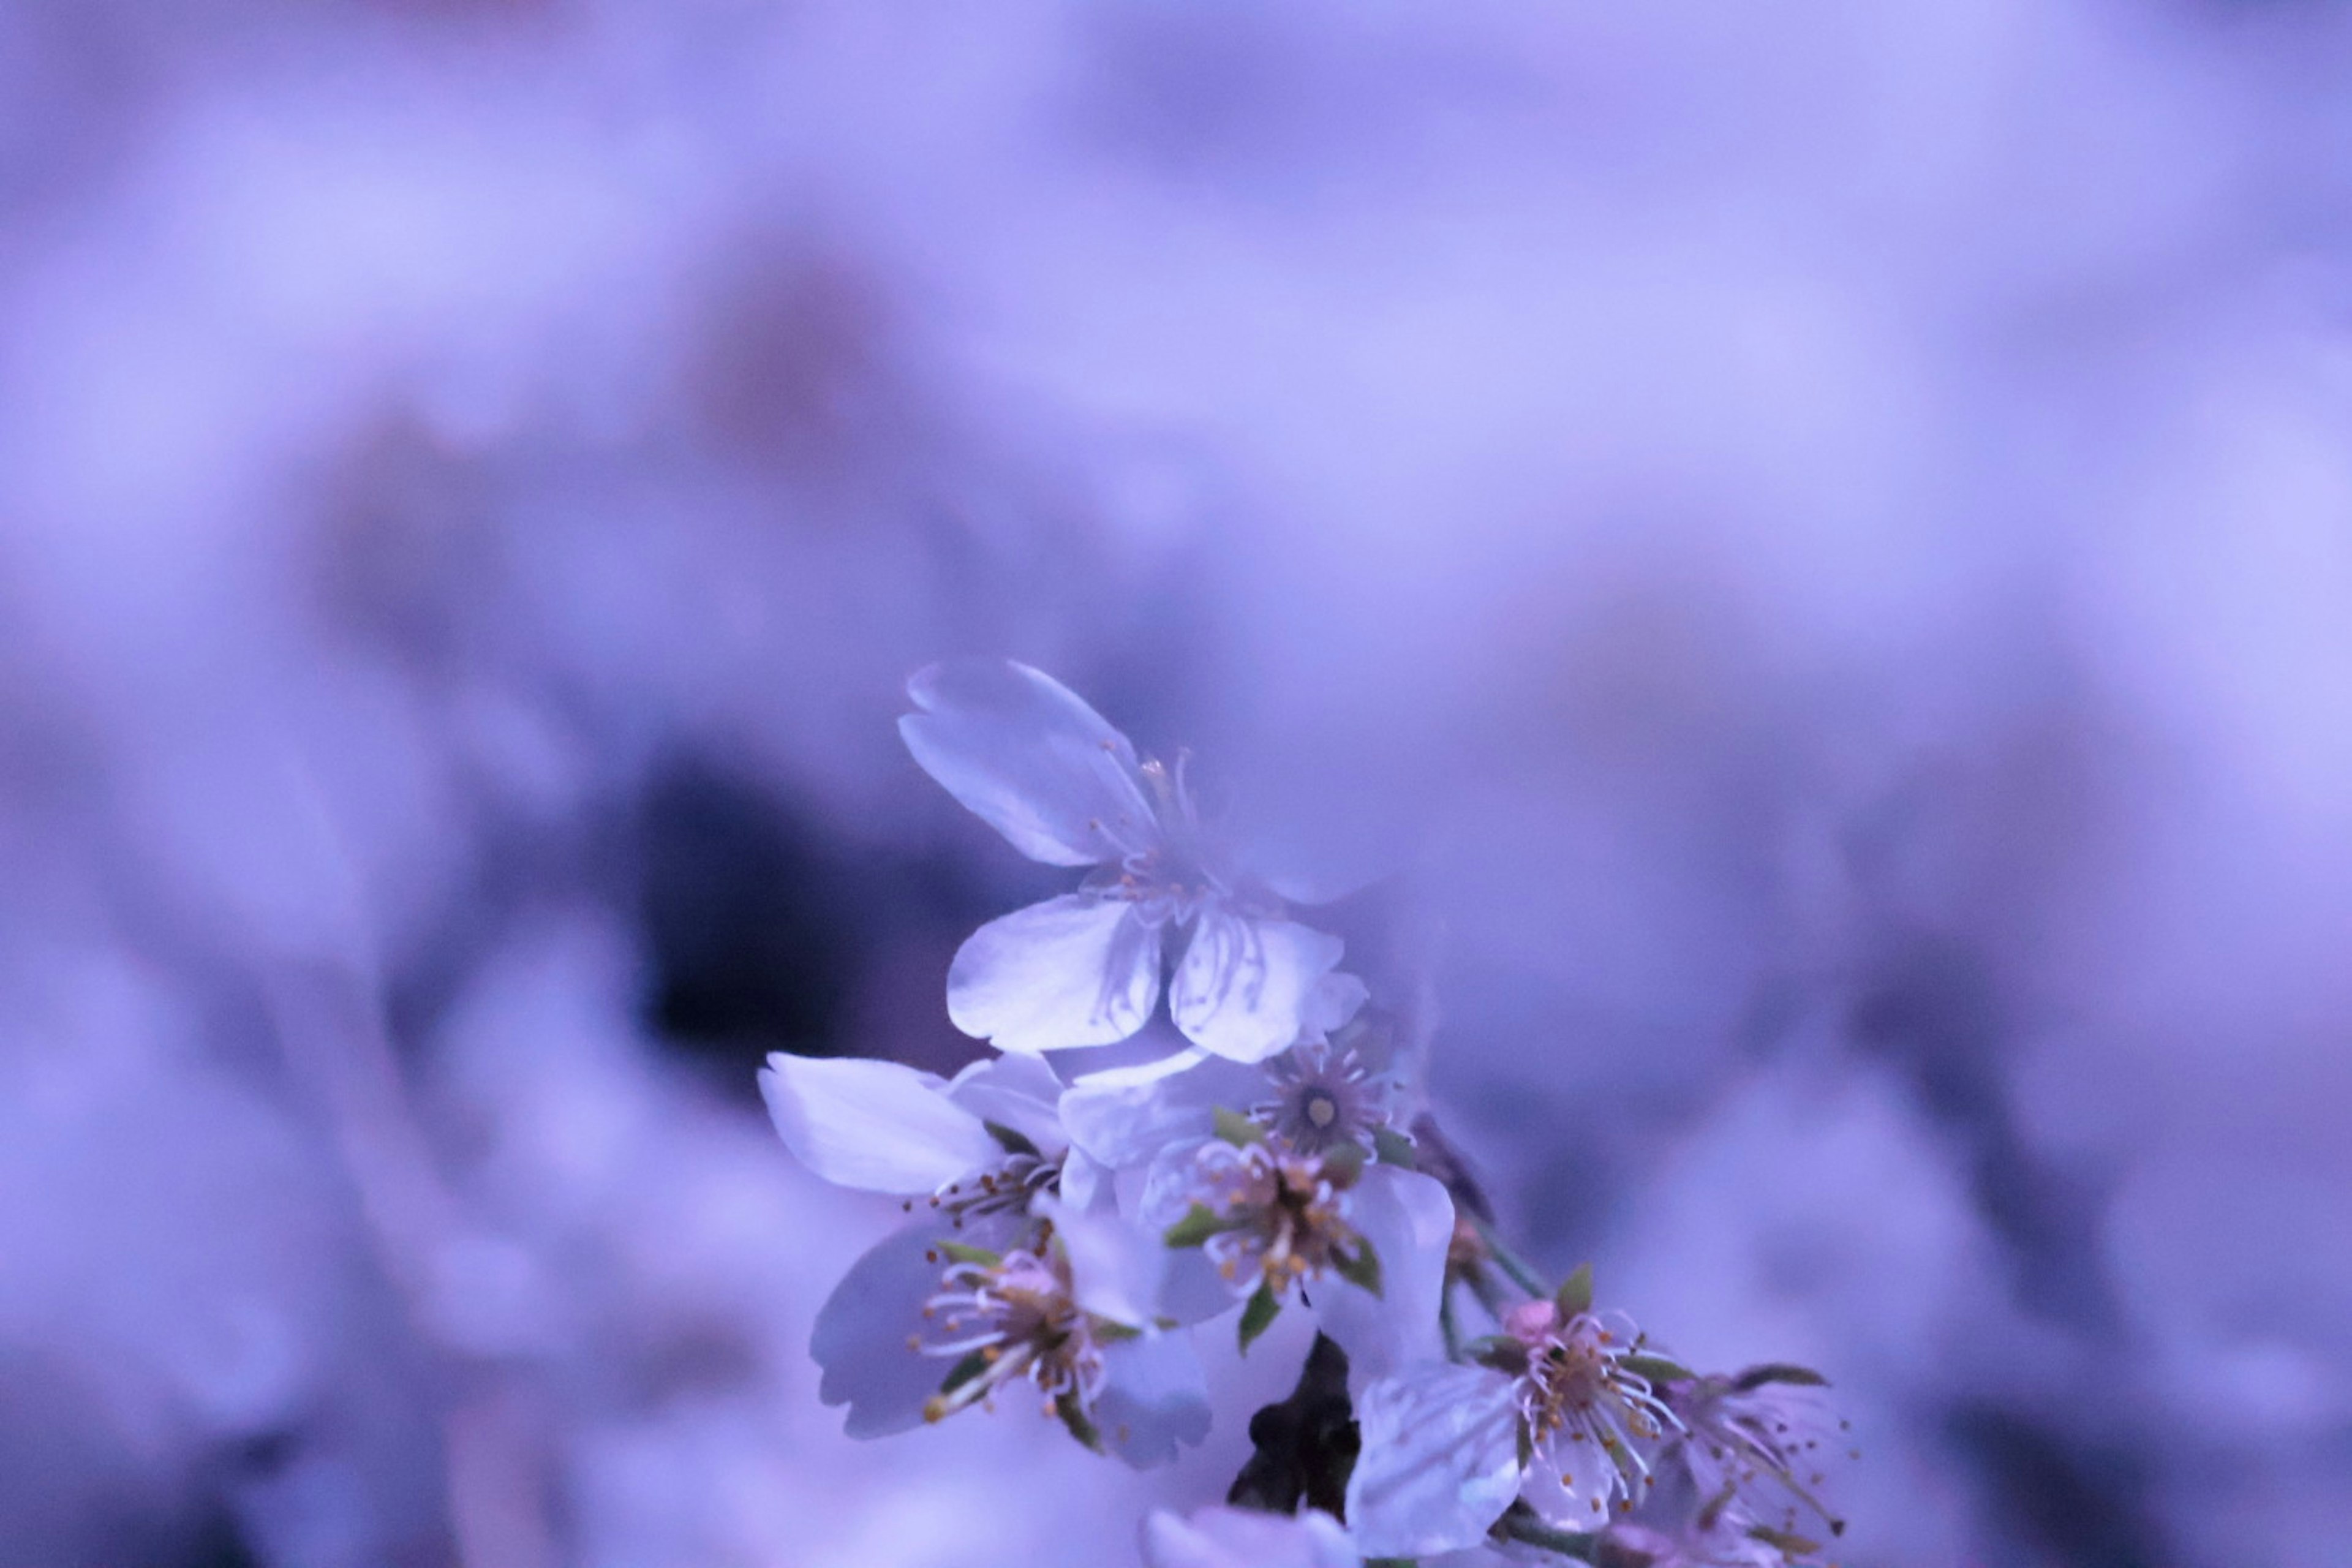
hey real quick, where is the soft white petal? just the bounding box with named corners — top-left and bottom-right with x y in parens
top-left (1346, 1363), bottom-right (1524, 1559)
top-left (1142, 1506), bottom-right (1357, 1568)
top-left (1096, 1334), bottom-right (1213, 1470)
top-left (944, 1052), bottom-right (1068, 1154)
top-left (1300, 970), bottom-right (1371, 1043)
top-left (1313, 1166), bottom-right (1455, 1382)
top-left (809, 1224), bottom-right (957, 1438)
top-left (1037, 1195), bottom-right (1163, 1326)
top-left (1059, 1146), bottom-right (1108, 1212)
top-left (948, 894), bottom-right (1164, 1052)
top-left (1058, 1047), bottom-right (1260, 1170)
top-left (900, 658), bottom-right (1157, 866)
top-left (760, 1054), bottom-right (997, 1194)
top-left (1520, 1428), bottom-right (1619, 1531)
top-left (1170, 911), bottom-right (1346, 1063)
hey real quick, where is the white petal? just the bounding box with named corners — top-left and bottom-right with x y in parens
top-left (948, 894), bottom-right (1163, 1052)
top-left (1058, 1047), bottom-right (1261, 1170)
top-left (809, 1224), bottom-right (956, 1438)
top-left (1300, 969), bottom-right (1370, 1043)
top-left (1346, 1363), bottom-right (1524, 1559)
top-left (1170, 911), bottom-right (1346, 1063)
top-left (1142, 1506), bottom-right (1358, 1568)
top-left (1058, 1145), bottom-right (1108, 1212)
top-left (1313, 1167), bottom-right (1455, 1381)
top-left (1520, 1428), bottom-right (1619, 1531)
top-left (900, 658), bottom-right (1158, 866)
top-left (760, 1054), bottom-right (997, 1194)
top-left (944, 1052), bottom-right (1068, 1154)
top-left (1037, 1195), bottom-right (1163, 1326)
top-left (1096, 1333), bottom-right (1213, 1471)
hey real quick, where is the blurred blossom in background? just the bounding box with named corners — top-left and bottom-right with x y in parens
top-left (1, 2), bottom-right (2348, 1565)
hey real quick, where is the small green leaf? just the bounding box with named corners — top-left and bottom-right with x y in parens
top-left (1213, 1106), bottom-right (1268, 1148)
top-left (1745, 1525), bottom-right (1822, 1556)
top-left (1092, 1319), bottom-right (1142, 1343)
top-left (981, 1120), bottom-right (1042, 1159)
top-left (1555, 1261), bottom-right (1594, 1318)
top-left (1371, 1124), bottom-right (1419, 1169)
top-left (937, 1351), bottom-right (990, 1397)
top-left (1515, 1420), bottom-right (1534, 1470)
top-left (1054, 1390), bottom-right (1105, 1453)
top-left (1163, 1202), bottom-right (1230, 1248)
top-left (1733, 1362), bottom-right (1831, 1392)
top-left (1238, 1281), bottom-right (1282, 1354)
top-left (935, 1242), bottom-right (1001, 1268)
top-left (1320, 1143), bottom-right (1366, 1188)
top-left (1332, 1239), bottom-right (1384, 1299)
top-left (1623, 1354), bottom-right (1696, 1385)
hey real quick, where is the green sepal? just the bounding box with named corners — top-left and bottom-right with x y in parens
top-left (1237, 1281), bottom-right (1281, 1354)
top-left (1364, 1560), bottom-right (1418, 1568)
top-left (1321, 1142), bottom-right (1367, 1188)
top-left (1371, 1125), bottom-right (1419, 1169)
top-left (1623, 1353), bottom-right (1696, 1385)
top-left (1092, 1319), bottom-right (1143, 1343)
top-left (1332, 1238), bottom-right (1384, 1298)
top-left (1515, 1419), bottom-right (1534, 1470)
top-left (1745, 1525), bottom-right (1822, 1556)
top-left (1466, 1335), bottom-right (1529, 1374)
top-left (937, 1351), bottom-right (990, 1397)
top-left (1054, 1389), bottom-right (1106, 1453)
top-left (1733, 1362), bottom-right (1831, 1391)
top-left (1555, 1261), bottom-right (1594, 1318)
top-left (1213, 1106), bottom-right (1268, 1148)
top-left (1163, 1202), bottom-right (1235, 1249)
top-left (935, 1242), bottom-right (1001, 1268)
top-left (981, 1120), bottom-right (1042, 1159)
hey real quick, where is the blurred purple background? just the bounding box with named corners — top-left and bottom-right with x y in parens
top-left (2, 2), bottom-right (2348, 1565)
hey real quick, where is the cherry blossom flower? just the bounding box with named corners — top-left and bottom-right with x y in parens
top-left (806, 1196), bottom-right (1211, 1467)
top-left (1656, 1368), bottom-right (1852, 1549)
top-left (900, 658), bottom-right (1360, 1062)
top-left (1344, 1297), bottom-right (1680, 1556)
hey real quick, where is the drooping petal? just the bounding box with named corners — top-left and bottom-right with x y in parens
top-left (1057, 1046), bottom-right (1260, 1170)
top-left (1096, 1332), bottom-right (1215, 1470)
top-left (1142, 1506), bottom-right (1357, 1568)
top-left (948, 894), bottom-right (1164, 1052)
top-left (809, 1224), bottom-right (958, 1438)
top-left (1312, 1166), bottom-right (1455, 1381)
top-left (944, 1052), bottom-right (1068, 1154)
top-left (1037, 1195), bottom-right (1163, 1326)
top-left (1345, 1362), bottom-right (1524, 1559)
top-left (900, 658), bottom-right (1158, 867)
top-left (760, 1054), bottom-right (998, 1194)
top-left (1170, 911), bottom-right (1347, 1063)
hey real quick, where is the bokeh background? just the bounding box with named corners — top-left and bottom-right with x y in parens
top-left (3, 2), bottom-right (2349, 1565)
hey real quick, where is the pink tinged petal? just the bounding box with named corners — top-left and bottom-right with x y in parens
top-left (1142, 1506), bottom-right (1358, 1568)
top-left (809, 1225), bottom-right (956, 1438)
top-left (943, 1052), bottom-right (1068, 1155)
top-left (1346, 1363), bottom-right (1525, 1559)
top-left (947, 894), bottom-right (1163, 1052)
top-left (1313, 1167), bottom-right (1455, 1381)
top-left (899, 658), bottom-right (1157, 867)
top-left (760, 1054), bottom-right (998, 1194)
top-left (1096, 1334), bottom-right (1213, 1471)
top-left (1057, 1046), bottom-right (1261, 1170)
top-left (1170, 912), bottom-right (1347, 1064)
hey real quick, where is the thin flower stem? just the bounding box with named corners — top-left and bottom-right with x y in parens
top-left (1491, 1510), bottom-right (1600, 1561)
top-left (1440, 1280), bottom-right (1465, 1362)
top-left (1472, 1216), bottom-right (1552, 1299)
top-left (1465, 1263), bottom-right (1509, 1322)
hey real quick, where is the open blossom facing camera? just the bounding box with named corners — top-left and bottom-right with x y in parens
top-left (900, 658), bottom-right (1357, 1063)
top-left (760, 660), bottom-right (1854, 1564)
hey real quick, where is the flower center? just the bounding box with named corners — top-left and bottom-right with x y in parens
top-left (919, 1247), bottom-right (1102, 1423)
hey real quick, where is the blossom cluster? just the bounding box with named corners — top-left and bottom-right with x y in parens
top-left (762, 660), bottom-right (1855, 1566)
